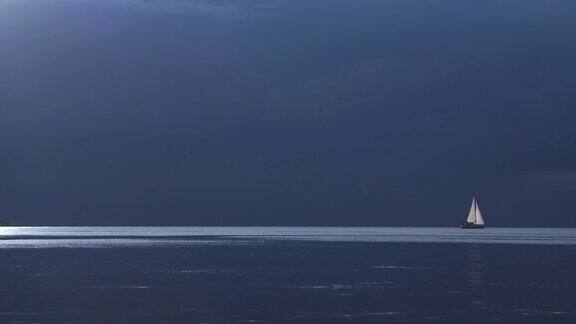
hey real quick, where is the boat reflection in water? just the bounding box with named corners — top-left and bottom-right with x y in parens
top-left (465, 245), bottom-right (485, 323)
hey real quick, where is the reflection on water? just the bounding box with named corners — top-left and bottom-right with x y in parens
top-left (0, 239), bottom-right (575, 322)
top-left (465, 245), bottom-right (484, 323)
top-left (1, 227), bottom-right (576, 248)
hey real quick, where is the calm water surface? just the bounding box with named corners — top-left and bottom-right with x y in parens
top-left (1, 227), bottom-right (575, 322)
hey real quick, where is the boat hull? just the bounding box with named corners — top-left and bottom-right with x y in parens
top-left (461, 222), bottom-right (485, 229)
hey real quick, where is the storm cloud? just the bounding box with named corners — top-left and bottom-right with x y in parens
top-left (1, 0), bottom-right (575, 226)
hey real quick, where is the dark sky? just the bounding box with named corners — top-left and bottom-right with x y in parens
top-left (1, 0), bottom-right (575, 226)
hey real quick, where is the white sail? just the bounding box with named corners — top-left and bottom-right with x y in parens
top-left (475, 202), bottom-right (485, 225)
top-left (466, 197), bottom-right (476, 223)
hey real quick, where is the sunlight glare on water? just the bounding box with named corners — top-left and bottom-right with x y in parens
top-left (1, 227), bottom-right (576, 248)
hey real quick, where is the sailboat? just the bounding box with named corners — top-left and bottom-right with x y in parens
top-left (461, 196), bottom-right (485, 229)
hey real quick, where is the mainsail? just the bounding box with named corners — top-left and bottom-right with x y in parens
top-left (475, 201), bottom-right (485, 225)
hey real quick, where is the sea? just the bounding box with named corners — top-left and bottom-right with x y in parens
top-left (1, 227), bottom-right (575, 323)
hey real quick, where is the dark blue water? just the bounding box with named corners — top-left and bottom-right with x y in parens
top-left (1, 227), bottom-right (576, 322)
